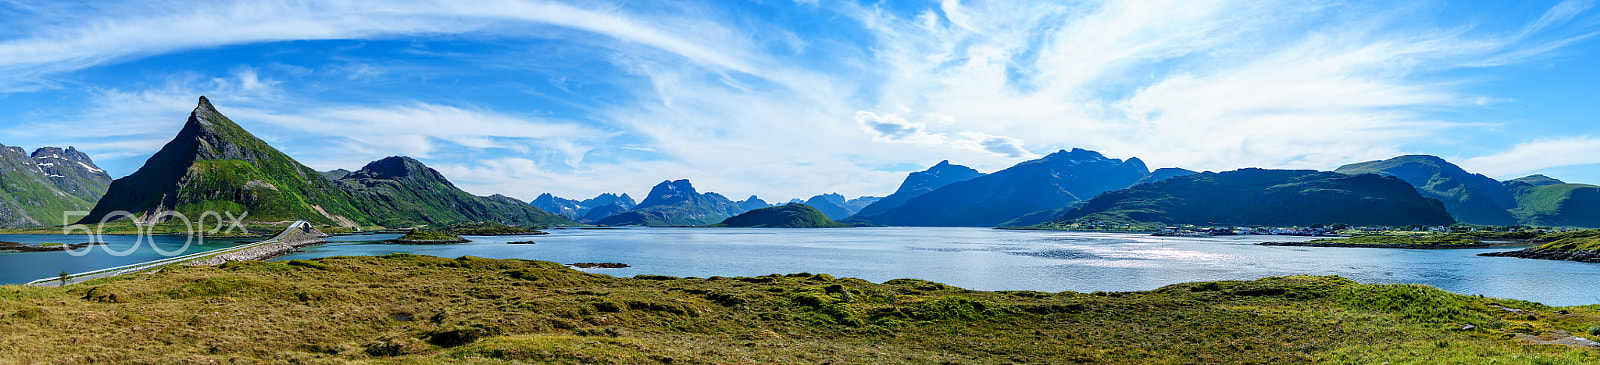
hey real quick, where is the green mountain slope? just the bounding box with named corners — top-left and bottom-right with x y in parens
top-left (335, 156), bottom-right (574, 228)
top-left (1506, 174), bottom-right (1564, 188)
top-left (1045, 168), bottom-right (1456, 227)
top-left (1335, 155), bottom-right (1515, 225)
top-left (712, 203), bottom-right (851, 228)
top-left (850, 149), bottom-right (1149, 227)
top-left (1505, 183), bottom-right (1600, 228)
top-left (81, 97), bottom-right (371, 227)
top-left (0, 145), bottom-right (112, 228)
top-left (596, 180), bottom-right (745, 226)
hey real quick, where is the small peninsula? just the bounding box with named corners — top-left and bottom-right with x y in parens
top-left (1481, 229), bottom-right (1600, 262)
top-left (1260, 235), bottom-right (1495, 249)
top-left (711, 203), bottom-right (852, 228)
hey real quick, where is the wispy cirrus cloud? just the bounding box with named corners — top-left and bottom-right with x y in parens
top-left (0, 0), bottom-right (1597, 200)
top-left (845, 0), bottom-right (1599, 172)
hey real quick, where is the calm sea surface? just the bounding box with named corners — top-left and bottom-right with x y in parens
top-left (6, 227), bottom-right (1598, 306)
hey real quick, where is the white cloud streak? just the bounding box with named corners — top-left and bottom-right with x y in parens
top-left (1462, 136), bottom-right (1600, 178)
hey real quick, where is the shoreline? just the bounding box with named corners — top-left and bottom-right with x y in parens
top-left (0, 241), bottom-right (107, 252)
top-left (386, 238), bottom-right (472, 244)
top-left (1480, 248), bottom-right (1600, 263)
top-left (1257, 241), bottom-right (1527, 249)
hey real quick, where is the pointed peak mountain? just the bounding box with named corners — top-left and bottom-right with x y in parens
top-left (579, 192), bottom-right (637, 209)
top-left (852, 160), bottom-right (986, 218)
top-left (639, 179), bottom-right (700, 207)
top-left (738, 195), bottom-right (772, 211)
top-left (81, 96), bottom-right (373, 226)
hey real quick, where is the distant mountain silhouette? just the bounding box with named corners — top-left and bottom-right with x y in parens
top-left (851, 160), bottom-right (984, 218)
top-left (736, 195), bottom-right (772, 211)
top-left (596, 180), bottom-right (745, 226)
top-left (849, 148), bottom-right (1149, 227)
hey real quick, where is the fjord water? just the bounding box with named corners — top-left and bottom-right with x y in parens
top-left (266, 227), bottom-right (1600, 306)
top-left (0, 235), bottom-right (254, 283)
top-left (7, 228), bottom-right (1597, 306)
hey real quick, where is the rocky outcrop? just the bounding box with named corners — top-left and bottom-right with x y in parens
top-left (1261, 241), bottom-right (1493, 249)
top-left (1479, 248), bottom-right (1600, 263)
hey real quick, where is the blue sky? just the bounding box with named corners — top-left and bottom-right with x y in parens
top-left (0, 0), bottom-right (1597, 202)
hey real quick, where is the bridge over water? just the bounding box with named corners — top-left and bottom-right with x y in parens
top-left (25, 220), bottom-right (327, 287)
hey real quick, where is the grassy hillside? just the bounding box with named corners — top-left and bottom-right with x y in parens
top-left (1, 255), bottom-right (1597, 363)
top-left (712, 203), bottom-right (852, 228)
top-left (336, 157), bottom-right (573, 228)
top-left (1509, 184), bottom-right (1600, 228)
top-left (1336, 155), bottom-right (1517, 225)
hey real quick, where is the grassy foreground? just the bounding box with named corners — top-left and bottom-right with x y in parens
top-left (2, 255), bottom-right (1599, 364)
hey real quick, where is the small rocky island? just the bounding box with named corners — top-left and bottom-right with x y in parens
top-left (711, 203), bottom-right (852, 228)
top-left (0, 241), bottom-right (107, 252)
top-left (1259, 235), bottom-right (1494, 249)
top-left (388, 229), bottom-right (471, 244)
top-left (441, 222), bottom-right (550, 236)
top-left (568, 262), bottom-right (629, 268)
top-left (1481, 229), bottom-right (1600, 262)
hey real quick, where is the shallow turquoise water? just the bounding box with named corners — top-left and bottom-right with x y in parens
top-left (6, 227), bottom-right (1596, 306)
top-left (0, 234), bottom-right (255, 283)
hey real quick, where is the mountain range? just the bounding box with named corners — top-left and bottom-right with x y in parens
top-left (1334, 156), bottom-right (1600, 228)
top-left (0, 145), bottom-right (112, 228)
top-left (78, 97), bottom-right (571, 229)
top-left (799, 193), bottom-right (881, 220)
top-left (846, 148), bottom-right (1158, 227)
top-left (595, 179), bottom-right (750, 226)
top-left (1049, 168), bottom-right (1456, 227)
top-left (1335, 155), bottom-right (1518, 225)
top-left (532, 192), bottom-right (637, 223)
top-left (8, 96), bottom-right (1600, 231)
top-left (852, 160), bottom-right (984, 218)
